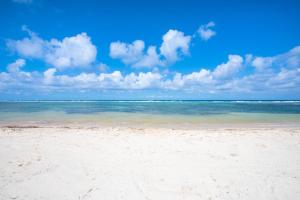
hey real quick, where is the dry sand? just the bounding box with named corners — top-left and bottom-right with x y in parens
top-left (0, 126), bottom-right (300, 200)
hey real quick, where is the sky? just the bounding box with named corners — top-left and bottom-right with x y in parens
top-left (0, 0), bottom-right (300, 100)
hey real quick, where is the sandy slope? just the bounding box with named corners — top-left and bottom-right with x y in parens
top-left (0, 126), bottom-right (300, 200)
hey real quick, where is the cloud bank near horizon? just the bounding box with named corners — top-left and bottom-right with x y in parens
top-left (1, 45), bottom-right (299, 96)
top-left (1, 24), bottom-right (300, 99)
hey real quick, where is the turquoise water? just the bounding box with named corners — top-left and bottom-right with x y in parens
top-left (1, 101), bottom-right (300, 127)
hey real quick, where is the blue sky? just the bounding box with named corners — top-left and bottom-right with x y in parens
top-left (0, 0), bottom-right (300, 100)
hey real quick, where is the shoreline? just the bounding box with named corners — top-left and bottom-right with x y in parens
top-left (2, 123), bottom-right (300, 130)
top-left (1, 111), bottom-right (300, 130)
top-left (1, 119), bottom-right (300, 130)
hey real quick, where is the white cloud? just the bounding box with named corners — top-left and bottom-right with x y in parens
top-left (160, 29), bottom-right (191, 63)
top-left (184, 69), bottom-right (213, 84)
top-left (45, 33), bottom-right (97, 69)
top-left (163, 69), bottom-right (215, 91)
top-left (1, 46), bottom-right (300, 97)
top-left (109, 40), bottom-right (163, 68)
top-left (109, 40), bottom-right (145, 65)
top-left (7, 32), bottom-right (44, 59)
top-left (41, 70), bottom-right (162, 90)
top-left (269, 68), bottom-right (300, 89)
top-left (198, 21), bottom-right (216, 41)
top-left (109, 29), bottom-right (191, 68)
top-left (282, 46), bottom-right (300, 68)
top-left (212, 55), bottom-right (243, 79)
top-left (250, 45), bottom-right (300, 71)
top-left (7, 59), bottom-right (26, 73)
top-left (43, 68), bottom-right (57, 84)
top-left (132, 46), bottom-right (162, 68)
top-left (251, 56), bottom-right (274, 70)
top-left (1, 59), bottom-right (33, 88)
top-left (7, 28), bottom-right (97, 69)
top-left (123, 72), bottom-right (162, 89)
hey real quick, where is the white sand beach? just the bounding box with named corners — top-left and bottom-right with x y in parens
top-left (0, 126), bottom-right (300, 200)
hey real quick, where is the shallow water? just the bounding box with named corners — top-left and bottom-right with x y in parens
top-left (1, 101), bottom-right (300, 127)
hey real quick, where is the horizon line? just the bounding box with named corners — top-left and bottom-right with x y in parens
top-left (1, 99), bottom-right (300, 102)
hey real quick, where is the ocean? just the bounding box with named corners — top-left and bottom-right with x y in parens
top-left (1, 101), bottom-right (300, 127)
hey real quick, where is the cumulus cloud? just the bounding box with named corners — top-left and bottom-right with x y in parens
top-left (212, 55), bottom-right (243, 79)
top-left (123, 72), bottom-right (162, 89)
top-left (198, 21), bottom-right (216, 41)
top-left (7, 59), bottom-right (26, 73)
top-left (7, 27), bottom-right (97, 69)
top-left (109, 29), bottom-right (191, 68)
top-left (45, 33), bottom-right (97, 68)
top-left (163, 69), bottom-right (214, 91)
top-left (1, 46), bottom-right (300, 97)
top-left (251, 56), bottom-right (274, 70)
top-left (250, 46), bottom-right (300, 71)
top-left (109, 40), bottom-right (145, 65)
top-left (7, 28), bottom-right (44, 59)
top-left (1, 59), bottom-right (34, 88)
top-left (184, 69), bottom-right (213, 84)
top-left (43, 68), bottom-right (57, 84)
top-left (274, 68), bottom-right (300, 86)
top-left (133, 46), bottom-right (162, 68)
top-left (41, 70), bottom-right (162, 90)
top-left (282, 46), bottom-right (300, 68)
top-left (160, 29), bottom-right (191, 63)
